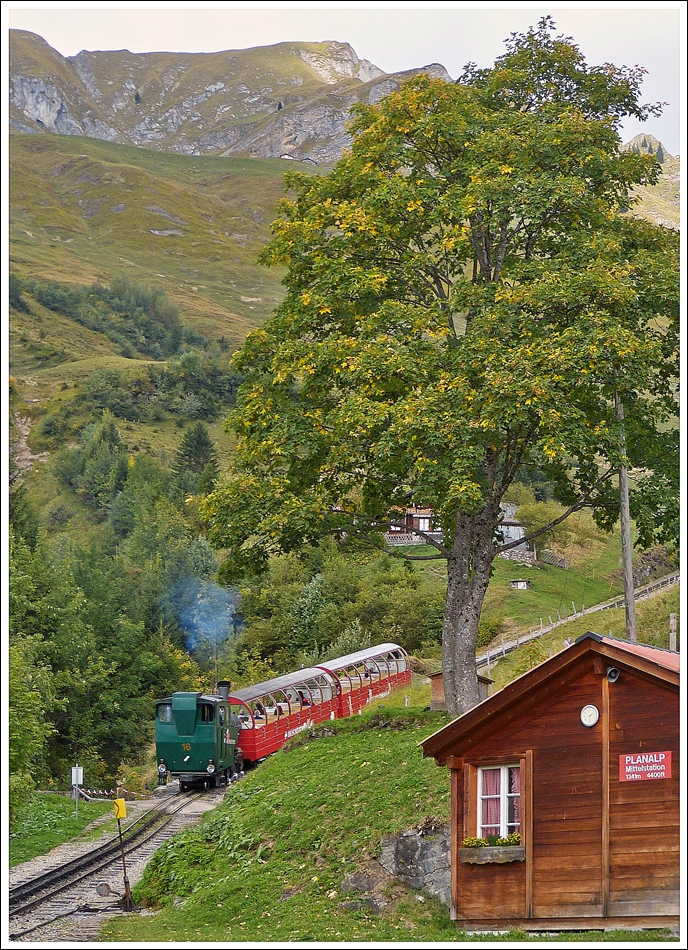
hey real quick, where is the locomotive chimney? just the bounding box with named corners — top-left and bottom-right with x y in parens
top-left (217, 680), bottom-right (231, 700)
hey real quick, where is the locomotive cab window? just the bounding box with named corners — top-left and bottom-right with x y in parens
top-left (199, 704), bottom-right (215, 723)
top-left (157, 703), bottom-right (172, 723)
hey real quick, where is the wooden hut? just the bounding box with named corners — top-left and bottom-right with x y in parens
top-left (421, 632), bottom-right (679, 931)
top-left (429, 669), bottom-right (493, 711)
top-left (509, 579), bottom-right (532, 590)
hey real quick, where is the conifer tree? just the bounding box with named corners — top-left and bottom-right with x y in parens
top-left (174, 422), bottom-right (219, 481)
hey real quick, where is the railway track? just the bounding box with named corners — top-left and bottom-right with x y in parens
top-left (9, 786), bottom-right (224, 942)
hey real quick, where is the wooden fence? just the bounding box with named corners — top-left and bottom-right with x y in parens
top-left (476, 571), bottom-right (680, 674)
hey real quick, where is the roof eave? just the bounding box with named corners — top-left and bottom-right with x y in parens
top-left (421, 633), bottom-right (678, 764)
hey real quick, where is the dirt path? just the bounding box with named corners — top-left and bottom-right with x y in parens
top-left (12, 411), bottom-right (49, 474)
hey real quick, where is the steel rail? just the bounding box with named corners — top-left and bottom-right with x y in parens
top-left (9, 793), bottom-right (193, 917)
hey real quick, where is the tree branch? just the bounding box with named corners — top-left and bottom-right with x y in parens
top-left (497, 467), bottom-right (617, 552)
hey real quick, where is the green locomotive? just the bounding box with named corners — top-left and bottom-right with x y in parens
top-left (155, 681), bottom-right (243, 790)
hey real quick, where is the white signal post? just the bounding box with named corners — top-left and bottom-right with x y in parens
top-left (71, 764), bottom-right (83, 820)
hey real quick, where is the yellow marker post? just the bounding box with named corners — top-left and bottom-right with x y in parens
top-left (113, 798), bottom-right (133, 909)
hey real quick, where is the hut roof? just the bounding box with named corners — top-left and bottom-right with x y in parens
top-left (421, 631), bottom-right (679, 765)
top-left (428, 669), bottom-right (493, 685)
top-left (588, 632), bottom-right (679, 672)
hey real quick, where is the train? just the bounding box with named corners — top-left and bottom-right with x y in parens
top-left (155, 643), bottom-right (411, 790)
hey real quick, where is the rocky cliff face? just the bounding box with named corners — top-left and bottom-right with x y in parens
top-left (9, 30), bottom-right (452, 164)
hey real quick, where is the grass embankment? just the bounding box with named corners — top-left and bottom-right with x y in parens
top-left (10, 794), bottom-right (113, 867)
top-left (101, 653), bottom-right (678, 943)
top-left (107, 681), bottom-right (454, 943)
top-left (486, 584), bottom-right (680, 689)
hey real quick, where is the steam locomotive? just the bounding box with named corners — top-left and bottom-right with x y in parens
top-left (155, 643), bottom-right (411, 789)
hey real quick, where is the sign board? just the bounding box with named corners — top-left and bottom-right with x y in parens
top-left (71, 766), bottom-right (84, 786)
top-left (114, 798), bottom-right (127, 819)
top-left (619, 751), bottom-right (672, 782)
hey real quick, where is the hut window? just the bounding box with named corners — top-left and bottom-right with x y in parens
top-left (157, 703), bottom-right (172, 723)
top-left (199, 704), bottom-right (215, 723)
top-left (478, 765), bottom-right (520, 838)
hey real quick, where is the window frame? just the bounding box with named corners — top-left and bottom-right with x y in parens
top-left (477, 763), bottom-right (521, 839)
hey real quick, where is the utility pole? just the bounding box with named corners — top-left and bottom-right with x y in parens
top-left (615, 391), bottom-right (637, 642)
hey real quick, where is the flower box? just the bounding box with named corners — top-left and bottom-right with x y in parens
top-left (459, 845), bottom-right (526, 864)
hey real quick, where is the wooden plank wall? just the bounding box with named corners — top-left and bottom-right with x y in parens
top-left (454, 664), bottom-right (603, 919)
top-left (525, 669), bottom-right (605, 919)
top-left (451, 653), bottom-right (679, 923)
top-left (608, 673), bottom-right (679, 916)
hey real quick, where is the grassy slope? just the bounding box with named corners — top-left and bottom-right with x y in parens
top-left (10, 796), bottom-right (112, 867)
top-left (9, 132), bottom-right (290, 510)
top-left (10, 132), bottom-right (289, 338)
top-left (485, 584), bottom-right (680, 688)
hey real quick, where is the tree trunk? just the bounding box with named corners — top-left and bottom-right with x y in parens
top-left (442, 509), bottom-right (498, 718)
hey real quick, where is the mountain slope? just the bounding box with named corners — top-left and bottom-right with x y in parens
top-left (10, 30), bottom-right (451, 164)
top-left (10, 133), bottom-right (289, 338)
top-left (623, 133), bottom-right (680, 230)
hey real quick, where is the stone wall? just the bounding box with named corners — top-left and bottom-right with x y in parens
top-left (379, 819), bottom-right (451, 906)
top-left (497, 549), bottom-right (536, 566)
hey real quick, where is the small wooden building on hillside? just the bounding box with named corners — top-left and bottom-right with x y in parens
top-left (421, 632), bottom-right (679, 931)
top-left (428, 669), bottom-right (493, 711)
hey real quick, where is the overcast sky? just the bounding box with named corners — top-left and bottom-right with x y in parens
top-left (5, 2), bottom-right (684, 154)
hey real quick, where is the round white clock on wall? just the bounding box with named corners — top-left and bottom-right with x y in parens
top-left (580, 704), bottom-right (600, 727)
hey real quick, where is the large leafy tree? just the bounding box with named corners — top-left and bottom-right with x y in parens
top-left (203, 20), bottom-right (678, 715)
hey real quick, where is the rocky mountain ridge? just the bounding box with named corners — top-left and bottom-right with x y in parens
top-left (622, 133), bottom-right (679, 230)
top-left (10, 29), bottom-right (451, 164)
top-left (623, 132), bottom-right (674, 157)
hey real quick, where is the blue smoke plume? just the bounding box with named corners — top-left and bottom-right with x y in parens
top-left (161, 578), bottom-right (241, 654)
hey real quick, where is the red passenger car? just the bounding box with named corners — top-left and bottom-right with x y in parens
top-left (318, 643), bottom-right (412, 717)
top-left (228, 643), bottom-right (411, 763)
top-left (229, 667), bottom-right (340, 763)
